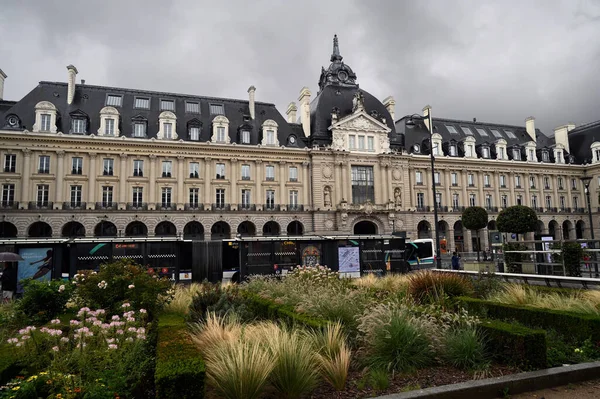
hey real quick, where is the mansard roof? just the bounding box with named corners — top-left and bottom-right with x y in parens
top-left (568, 120), bottom-right (600, 164)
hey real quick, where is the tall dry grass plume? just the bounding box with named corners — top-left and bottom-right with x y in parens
top-left (189, 312), bottom-right (241, 357)
top-left (306, 322), bottom-right (351, 391)
top-left (164, 283), bottom-right (204, 315)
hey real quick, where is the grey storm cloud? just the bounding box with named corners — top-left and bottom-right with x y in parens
top-left (1, 0), bottom-right (599, 135)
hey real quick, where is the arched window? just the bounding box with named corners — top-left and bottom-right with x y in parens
top-left (98, 106), bottom-right (120, 137)
top-left (33, 101), bottom-right (58, 133)
top-left (158, 111), bottom-right (178, 140)
top-left (211, 115), bottom-right (230, 143)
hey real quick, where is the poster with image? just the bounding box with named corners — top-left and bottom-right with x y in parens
top-left (17, 247), bottom-right (53, 283)
top-left (338, 246), bottom-right (360, 274)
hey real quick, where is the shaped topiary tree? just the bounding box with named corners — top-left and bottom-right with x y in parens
top-left (462, 206), bottom-right (489, 261)
top-left (497, 205), bottom-right (538, 239)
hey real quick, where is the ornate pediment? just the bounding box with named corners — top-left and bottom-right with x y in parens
top-left (330, 112), bottom-right (390, 133)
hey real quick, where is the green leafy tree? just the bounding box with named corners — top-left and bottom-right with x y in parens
top-left (497, 205), bottom-right (538, 239)
top-left (551, 242), bottom-right (584, 277)
top-left (462, 206), bottom-right (489, 261)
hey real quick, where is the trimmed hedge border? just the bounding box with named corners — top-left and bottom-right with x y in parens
top-left (0, 344), bottom-right (20, 385)
top-left (458, 296), bottom-right (600, 343)
top-left (480, 320), bottom-right (547, 370)
top-left (155, 313), bottom-right (205, 399)
top-left (242, 291), bottom-right (330, 329)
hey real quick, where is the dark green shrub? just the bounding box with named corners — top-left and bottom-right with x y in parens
top-left (503, 242), bottom-right (527, 273)
top-left (15, 279), bottom-right (73, 324)
top-left (552, 241), bottom-right (584, 277)
top-left (443, 326), bottom-right (489, 370)
top-left (189, 281), bottom-right (253, 322)
top-left (408, 271), bottom-right (474, 303)
top-left (471, 271), bottom-right (503, 299)
top-left (155, 313), bottom-right (205, 399)
top-left (497, 205), bottom-right (538, 236)
top-left (462, 206), bottom-right (489, 260)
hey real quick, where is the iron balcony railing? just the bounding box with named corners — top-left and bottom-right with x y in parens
top-left (127, 202), bottom-right (148, 210)
top-left (212, 203), bottom-right (231, 211)
top-left (416, 206), bottom-right (430, 212)
top-left (95, 202), bottom-right (117, 210)
top-left (28, 201), bottom-right (53, 209)
top-left (62, 202), bottom-right (87, 210)
top-left (0, 201), bottom-right (18, 209)
top-left (238, 203), bottom-right (257, 211)
top-left (287, 204), bottom-right (304, 211)
top-left (157, 203), bottom-right (175, 211)
top-left (185, 203), bottom-right (202, 210)
top-left (264, 204), bottom-right (281, 211)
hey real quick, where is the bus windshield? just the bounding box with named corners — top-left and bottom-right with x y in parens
top-left (406, 240), bottom-right (434, 267)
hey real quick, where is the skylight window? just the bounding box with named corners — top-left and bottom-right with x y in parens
top-left (490, 129), bottom-right (503, 139)
top-left (210, 104), bottom-right (224, 115)
top-left (461, 127), bottom-right (473, 135)
top-left (476, 128), bottom-right (488, 137)
top-left (106, 95), bottom-right (122, 107)
top-left (446, 125), bottom-right (458, 134)
top-left (134, 97), bottom-right (150, 109)
top-left (504, 130), bottom-right (517, 139)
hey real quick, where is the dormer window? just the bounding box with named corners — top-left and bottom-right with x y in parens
top-left (261, 119), bottom-right (279, 146)
top-left (105, 118), bottom-right (115, 136)
top-left (504, 130), bottom-right (517, 139)
top-left (134, 97), bottom-right (150, 109)
top-left (33, 101), bottom-right (58, 133)
top-left (266, 130), bottom-right (275, 145)
top-left (512, 148), bottom-right (521, 160)
top-left (163, 123), bottom-right (173, 139)
top-left (557, 152), bottom-right (562, 163)
top-left (491, 129), bottom-right (503, 139)
top-left (132, 117), bottom-right (147, 138)
top-left (542, 151), bottom-right (549, 162)
top-left (157, 111), bottom-right (177, 140)
top-left (595, 149), bottom-right (600, 162)
top-left (461, 127), bottom-right (473, 135)
top-left (71, 118), bottom-right (85, 134)
top-left (528, 148), bottom-right (535, 161)
top-left (591, 142), bottom-right (600, 164)
top-left (41, 114), bottom-right (51, 131)
top-left (481, 146), bottom-right (490, 159)
top-left (446, 125), bottom-right (458, 134)
top-left (217, 127), bottom-right (226, 142)
top-left (211, 115), bottom-right (230, 143)
top-left (189, 126), bottom-right (200, 141)
top-left (476, 128), bottom-right (488, 137)
top-left (106, 94), bottom-right (122, 107)
top-left (413, 144), bottom-right (421, 154)
top-left (241, 130), bottom-right (250, 144)
top-left (449, 144), bottom-right (457, 156)
top-left (98, 106), bottom-right (120, 137)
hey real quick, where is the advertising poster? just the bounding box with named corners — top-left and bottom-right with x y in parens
top-left (541, 236), bottom-right (553, 264)
top-left (17, 247), bottom-right (53, 283)
top-left (338, 246), bottom-right (360, 274)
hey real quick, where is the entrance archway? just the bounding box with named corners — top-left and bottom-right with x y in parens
top-left (263, 221), bottom-right (280, 236)
top-left (549, 220), bottom-right (559, 239)
top-left (576, 220), bottom-right (585, 239)
top-left (287, 221), bottom-right (304, 236)
top-left (155, 221), bottom-right (177, 236)
top-left (536, 220), bottom-right (545, 236)
top-left (453, 221), bottom-right (464, 252)
top-left (183, 221), bottom-right (204, 239)
top-left (0, 221), bottom-right (18, 238)
top-left (353, 221), bottom-right (378, 235)
top-left (94, 221), bottom-right (117, 237)
top-left (211, 221), bottom-right (230, 240)
top-left (237, 221), bottom-right (256, 237)
top-left (62, 221), bottom-right (86, 237)
top-left (417, 221), bottom-right (431, 239)
top-left (562, 220), bottom-right (573, 239)
top-left (437, 220), bottom-right (449, 254)
top-left (125, 221), bottom-right (148, 237)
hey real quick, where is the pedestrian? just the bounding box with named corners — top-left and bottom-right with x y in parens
top-left (1, 263), bottom-right (17, 302)
top-left (451, 252), bottom-right (460, 270)
top-left (483, 250), bottom-right (488, 261)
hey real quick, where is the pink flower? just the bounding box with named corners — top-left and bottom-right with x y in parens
top-left (127, 317), bottom-right (135, 322)
top-left (52, 346), bottom-right (59, 352)
top-left (126, 337), bottom-right (134, 342)
top-left (121, 303), bottom-right (131, 309)
top-left (128, 284), bottom-right (135, 289)
top-left (127, 327), bottom-right (137, 333)
top-left (108, 344), bottom-right (118, 350)
top-left (111, 315), bottom-right (120, 321)
top-left (70, 320), bottom-right (81, 326)
top-left (137, 327), bottom-right (146, 334)
top-left (106, 338), bottom-right (115, 344)
top-left (60, 337), bottom-right (69, 343)
top-left (136, 334), bottom-right (146, 340)
top-left (139, 309), bottom-right (147, 314)
top-left (116, 329), bottom-right (124, 335)
top-left (50, 319), bottom-right (60, 325)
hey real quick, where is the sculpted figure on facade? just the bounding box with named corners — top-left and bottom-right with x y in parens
top-left (324, 186), bottom-right (332, 207)
top-left (394, 187), bottom-right (402, 208)
top-left (352, 91), bottom-right (365, 113)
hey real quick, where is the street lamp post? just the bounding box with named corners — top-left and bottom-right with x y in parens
top-left (405, 111), bottom-right (443, 269)
top-left (581, 176), bottom-right (598, 277)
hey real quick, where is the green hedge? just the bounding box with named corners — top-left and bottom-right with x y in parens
top-left (155, 313), bottom-right (205, 399)
top-left (480, 320), bottom-right (547, 370)
top-left (0, 344), bottom-right (21, 384)
top-left (458, 296), bottom-right (600, 343)
top-left (242, 291), bottom-right (330, 329)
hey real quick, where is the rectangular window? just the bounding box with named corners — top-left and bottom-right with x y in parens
top-left (70, 185), bottom-right (82, 207)
top-left (490, 129), bottom-right (503, 138)
top-left (161, 187), bottom-right (172, 208)
top-left (505, 130), bottom-right (517, 139)
top-left (37, 184), bottom-right (49, 207)
top-left (241, 189), bottom-right (251, 208)
top-left (469, 193), bottom-right (476, 207)
top-left (189, 188), bottom-right (199, 207)
top-left (515, 175), bottom-right (521, 188)
top-left (417, 193), bottom-right (425, 208)
top-left (161, 100), bottom-right (175, 111)
top-left (558, 177), bottom-right (564, 189)
top-left (189, 162), bottom-right (199, 178)
top-left (106, 95), bottom-right (122, 107)
top-left (571, 178), bottom-right (577, 190)
top-left (446, 125), bottom-right (458, 134)
top-left (266, 190), bottom-right (275, 209)
top-left (544, 177), bottom-right (550, 189)
top-left (484, 174), bottom-right (490, 187)
top-left (134, 122), bottom-right (146, 137)
top-left (133, 160), bottom-right (144, 177)
top-left (512, 148), bottom-right (521, 160)
top-left (38, 155), bottom-right (50, 174)
top-left (215, 189), bottom-right (225, 207)
top-left (451, 173), bottom-right (458, 186)
top-left (530, 176), bottom-right (536, 188)
top-left (556, 152), bottom-right (563, 163)
top-left (531, 195), bottom-right (538, 208)
top-left (498, 147), bottom-right (505, 160)
top-left (2, 184), bottom-right (15, 206)
top-left (501, 195), bottom-right (508, 208)
top-left (72, 118), bottom-right (86, 134)
top-left (4, 154), bottom-right (16, 173)
top-left (476, 128), bottom-right (488, 137)
top-left (289, 190), bottom-right (299, 207)
top-left (434, 172), bottom-right (440, 185)
top-left (351, 165), bottom-right (375, 204)
top-left (560, 196), bottom-right (566, 210)
top-left (416, 171), bottom-right (423, 184)
top-left (461, 126), bottom-right (473, 135)
top-left (452, 193), bottom-right (459, 208)
top-left (189, 127), bottom-right (200, 141)
top-left (529, 149), bottom-right (535, 161)
top-left (266, 165), bottom-right (275, 181)
top-left (241, 164), bottom-right (250, 180)
top-left (449, 145), bottom-right (457, 156)
top-left (358, 136), bottom-right (365, 150)
top-left (217, 127), bottom-right (226, 142)
top-left (435, 192), bottom-right (442, 208)
top-left (134, 97), bottom-right (150, 109)
top-left (241, 130), bottom-right (250, 144)
top-left (186, 102), bottom-right (200, 114)
top-left (485, 194), bottom-right (492, 209)
top-left (266, 130), bottom-right (275, 145)
top-left (103, 158), bottom-right (114, 176)
top-left (162, 161), bottom-right (172, 178)
top-left (367, 136), bottom-right (374, 151)
top-left (573, 196), bottom-right (579, 209)
top-left (40, 114), bottom-right (51, 131)
top-left (465, 145), bottom-right (473, 158)
top-left (102, 186), bottom-right (113, 206)
top-left (71, 157), bottom-right (83, 175)
top-left (133, 187), bottom-right (143, 205)
top-left (433, 144), bottom-right (440, 156)
top-left (546, 196), bottom-right (552, 209)
top-left (468, 173), bottom-right (474, 186)
top-left (163, 123), bottom-right (173, 139)
top-left (500, 175), bottom-right (506, 187)
top-left (289, 166), bottom-right (298, 182)
top-left (210, 104), bottom-right (224, 115)
top-left (216, 163), bottom-right (225, 179)
top-left (542, 151), bottom-right (550, 162)
top-left (516, 195), bottom-right (523, 206)
top-left (349, 135), bottom-right (356, 150)
top-left (105, 118), bottom-right (115, 136)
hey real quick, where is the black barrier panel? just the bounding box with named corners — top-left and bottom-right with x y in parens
top-left (147, 242), bottom-right (178, 279)
top-left (274, 240), bottom-right (299, 269)
top-left (361, 240), bottom-right (386, 275)
top-left (75, 243), bottom-right (111, 271)
top-left (113, 242), bottom-right (144, 262)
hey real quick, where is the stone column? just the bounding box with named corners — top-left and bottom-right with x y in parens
top-left (386, 163), bottom-right (393, 203)
top-left (461, 172), bottom-right (468, 209)
top-left (444, 169), bottom-right (451, 209)
top-left (279, 161), bottom-right (286, 209)
top-left (425, 169), bottom-right (433, 207)
top-left (524, 173), bottom-right (531, 208)
top-left (566, 177), bottom-right (573, 208)
top-left (255, 160), bottom-right (263, 210)
top-left (478, 172), bottom-right (484, 207)
top-left (55, 151), bottom-right (65, 208)
top-left (177, 156), bottom-right (185, 210)
top-left (343, 160), bottom-right (351, 203)
top-left (509, 172), bottom-right (516, 205)
top-left (231, 159), bottom-right (238, 210)
top-left (494, 172), bottom-right (500, 209)
top-left (334, 161), bottom-right (342, 205)
top-left (119, 153), bottom-right (128, 209)
top-left (21, 149), bottom-right (31, 206)
top-left (204, 157), bottom-right (212, 209)
top-left (407, 166), bottom-right (414, 208)
top-left (447, 229), bottom-right (455, 254)
top-left (149, 155), bottom-right (157, 210)
top-left (87, 152), bottom-right (97, 210)
top-left (374, 162), bottom-right (382, 204)
top-left (553, 176), bottom-right (559, 210)
top-left (302, 162), bottom-right (310, 210)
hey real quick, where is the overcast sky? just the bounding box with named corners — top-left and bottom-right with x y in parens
top-left (1, 0), bottom-right (599, 135)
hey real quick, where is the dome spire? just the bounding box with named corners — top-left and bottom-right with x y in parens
top-left (331, 34), bottom-right (343, 62)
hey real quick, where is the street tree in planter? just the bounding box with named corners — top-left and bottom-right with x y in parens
top-left (497, 205), bottom-right (538, 272)
top-left (462, 206), bottom-right (489, 261)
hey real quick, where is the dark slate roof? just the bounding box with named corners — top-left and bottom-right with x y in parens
top-left (567, 120), bottom-right (600, 164)
top-left (1, 81), bottom-right (304, 148)
top-left (0, 100), bottom-right (16, 116)
top-left (309, 85), bottom-right (399, 147)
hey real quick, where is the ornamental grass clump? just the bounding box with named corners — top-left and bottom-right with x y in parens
top-left (306, 322), bottom-right (351, 391)
top-left (189, 312), bottom-right (242, 357)
top-left (408, 270), bottom-right (474, 303)
top-left (443, 325), bottom-right (489, 371)
top-left (164, 282), bottom-right (203, 316)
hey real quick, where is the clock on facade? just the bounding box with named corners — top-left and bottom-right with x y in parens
top-left (337, 71), bottom-right (348, 82)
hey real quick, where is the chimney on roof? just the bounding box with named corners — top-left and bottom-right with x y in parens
top-left (422, 104), bottom-right (432, 131)
top-left (525, 116), bottom-right (536, 142)
top-left (298, 87), bottom-right (311, 137)
top-left (0, 69), bottom-right (6, 100)
top-left (286, 102), bottom-right (297, 123)
top-left (473, 118), bottom-right (476, 122)
top-left (553, 124), bottom-right (575, 153)
top-left (81, 79), bottom-right (86, 85)
top-left (383, 96), bottom-right (396, 121)
top-left (67, 65), bottom-right (78, 105)
top-left (247, 86), bottom-right (256, 120)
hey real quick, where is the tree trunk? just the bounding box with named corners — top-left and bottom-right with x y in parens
top-left (476, 229), bottom-right (480, 262)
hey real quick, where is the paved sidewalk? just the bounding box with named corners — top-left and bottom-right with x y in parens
top-left (511, 378), bottom-right (600, 399)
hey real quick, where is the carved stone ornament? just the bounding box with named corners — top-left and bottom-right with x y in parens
top-left (392, 168), bottom-right (401, 180)
top-left (352, 91), bottom-right (365, 113)
top-left (322, 165), bottom-right (333, 179)
top-left (323, 186), bottom-right (332, 207)
top-left (396, 219), bottom-right (404, 229)
top-left (394, 187), bottom-right (402, 208)
top-left (364, 201), bottom-right (373, 215)
top-left (341, 212), bottom-right (348, 227)
top-left (325, 219), bottom-right (334, 230)
top-left (332, 131), bottom-right (345, 151)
